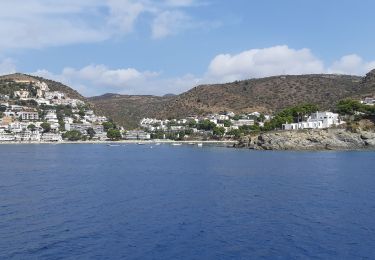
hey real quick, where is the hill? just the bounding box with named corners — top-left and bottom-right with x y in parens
top-left (89, 71), bottom-right (375, 128)
top-left (2, 71), bottom-right (374, 129)
top-left (0, 73), bottom-right (85, 101)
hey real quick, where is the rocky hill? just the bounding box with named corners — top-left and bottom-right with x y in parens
top-left (0, 73), bottom-right (85, 101)
top-left (235, 128), bottom-right (375, 150)
top-left (90, 71), bottom-right (375, 128)
top-left (2, 71), bottom-right (374, 129)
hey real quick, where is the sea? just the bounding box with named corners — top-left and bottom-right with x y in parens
top-left (0, 144), bottom-right (375, 259)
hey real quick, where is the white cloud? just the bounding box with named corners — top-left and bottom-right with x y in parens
top-left (152, 10), bottom-right (191, 39)
top-left (0, 0), bottom-right (109, 49)
top-left (32, 63), bottom-right (202, 96)
top-left (164, 0), bottom-right (197, 7)
top-left (33, 64), bottom-right (162, 96)
top-left (205, 45), bottom-right (325, 83)
top-left (6, 45), bottom-right (375, 96)
top-left (328, 54), bottom-right (375, 75)
top-left (0, 0), bottom-right (209, 50)
top-left (106, 0), bottom-right (146, 34)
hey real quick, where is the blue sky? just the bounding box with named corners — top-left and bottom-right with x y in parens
top-left (0, 0), bottom-right (375, 96)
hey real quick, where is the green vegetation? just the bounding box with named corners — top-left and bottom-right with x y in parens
top-left (223, 120), bottom-right (232, 127)
top-left (336, 99), bottom-right (375, 115)
top-left (107, 129), bottom-right (122, 140)
top-left (213, 126), bottom-right (225, 137)
top-left (262, 103), bottom-right (319, 131)
top-left (27, 124), bottom-right (36, 131)
top-left (197, 119), bottom-right (216, 131)
top-left (227, 129), bottom-right (241, 138)
top-left (86, 127), bottom-right (96, 139)
top-left (63, 130), bottom-right (82, 141)
top-left (103, 122), bottom-right (116, 131)
top-left (40, 122), bottom-right (51, 133)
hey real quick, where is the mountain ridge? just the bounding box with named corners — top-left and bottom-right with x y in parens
top-left (2, 71), bottom-right (375, 129)
top-left (89, 72), bottom-right (374, 128)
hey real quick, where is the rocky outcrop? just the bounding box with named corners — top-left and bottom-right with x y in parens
top-left (235, 129), bottom-right (375, 150)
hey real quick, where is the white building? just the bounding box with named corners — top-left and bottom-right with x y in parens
top-left (41, 133), bottom-right (62, 142)
top-left (45, 91), bottom-right (65, 100)
top-left (14, 130), bottom-right (41, 142)
top-left (45, 110), bottom-right (58, 123)
top-left (226, 112), bottom-right (235, 117)
top-left (231, 119), bottom-right (255, 127)
top-left (20, 111), bottom-right (39, 121)
top-left (14, 90), bottom-right (29, 99)
top-left (361, 97), bottom-right (375, 106)
top-left (214, 114), bottom-right (229, 121)
top-left (0, 132), bottom-right (15, 141)
top-left (125, 130), bottom-right (151, 140)
top-left (248, 112), bottom-right (261, 117)
top-left (282, 111), bottom-right (343, 130)
top-left (35, 98), bottom-right (51, 106)
top-left (8, 122), bottom-right (28, 133)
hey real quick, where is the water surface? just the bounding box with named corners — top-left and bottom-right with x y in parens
top-left (1, 144), bottom-right (375, 259)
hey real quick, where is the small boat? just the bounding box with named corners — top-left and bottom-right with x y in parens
top-left (107, 144), bottom-right (120, 147)
top-left (188, 143), bottom-right (195, 145)
top-left (197, 143), bottom-right (203, 147)
top-left (155, 143), bottom-right (161, 146)
top-left (137, 143), bottom-right (145, 145)
top-left (171, 143), bottom-right (182, 146)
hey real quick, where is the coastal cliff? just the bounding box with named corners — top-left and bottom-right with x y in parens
top-left (236, 129), bottom-right (375, 150)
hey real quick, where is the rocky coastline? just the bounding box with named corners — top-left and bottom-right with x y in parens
top-left (235, 129), bottom-right (375, 151)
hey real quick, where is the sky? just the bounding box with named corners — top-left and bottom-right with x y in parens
top-left (0, 0), bottom-right (375, 97)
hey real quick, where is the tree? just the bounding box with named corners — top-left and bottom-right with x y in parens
top-left (188, 120), bottom-right (197, 128)
top-left (107, 129), bottom-right (122, 140)
top-left (27, 124), bottom-right (36, 131)
top-left (223, 120), bottom-right (232, 127)
top-left (86, 127), bottom-right (96, 139)
top-left (213, 126), bottom-right (225, 137)
top-left (103, 122), bottom-right (115, 131)
top-left (78, 109), bottom-right (85, 117)
top-left (198, 120), bottom-right (216, 131)
top-left (261, 103), bottom-right (319, 131)
top-left (227, 129), bottom-right (241, 138)
top-left (63, 130), bottom-right (82, 141)
top-left (41, 122), bottom-right (51, 133)
top-left (258, 114), bottom-right (266, 122)
top-left (58, 120), bottom-right (65, 131)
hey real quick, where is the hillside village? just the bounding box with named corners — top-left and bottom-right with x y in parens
top-left (0, 74), bottom-right (374, 143)
top-left (0, 78), bottom-right (110, 142)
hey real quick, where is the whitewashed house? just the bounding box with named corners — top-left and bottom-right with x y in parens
top-left (14, 90), bottom-right (29, 99)
top-left (0, 132), bottom-right (15, 141)
top-left (361, 97), bottom-right (375, 106)
top-left (20, 111), bottom-right (39, 121)
top-left (282, 111), bottom-right (343, 130)
top-left (41, 133), bottom-right (62, 142)
top-left (231, 119), bottom-right (255, 127)
top-left (45, 91), bottom-right (65, 100)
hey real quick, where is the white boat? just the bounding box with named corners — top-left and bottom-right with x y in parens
top-left (137, 143), bottom-right (145, 145)
top-left (197, 143), bottom-right (203, 147)
top-left (155, 143), bottom-right (161, 146)
top-left (107, 144), bottom-right (120, 147)
top-left (171, 143), bottom-right (182, 146)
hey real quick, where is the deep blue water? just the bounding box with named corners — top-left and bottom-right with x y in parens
top-left (0, 144), bottom-right (375, 259)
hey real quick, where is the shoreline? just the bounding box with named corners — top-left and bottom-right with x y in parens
top-left (0, 140), bottom-right (237, 145)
